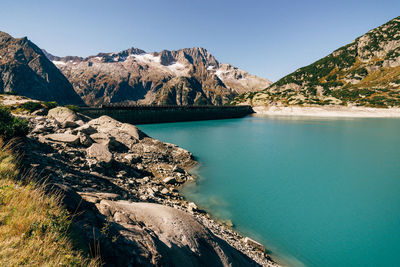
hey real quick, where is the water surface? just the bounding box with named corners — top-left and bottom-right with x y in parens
top-left (140, 115), bottom-right (400, 266)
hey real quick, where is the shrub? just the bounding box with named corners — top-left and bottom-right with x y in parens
top-left (0, 106), bottom-right (28, 141)
top-left (43, 101), bottom-right (58, 109)
top-left (3, 91), bottom-right (18, 96)
top-left (19, 101), bottom-right (43, 113)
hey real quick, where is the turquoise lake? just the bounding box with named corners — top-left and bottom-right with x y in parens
top-left (139, 115), bottom-right (400, 267)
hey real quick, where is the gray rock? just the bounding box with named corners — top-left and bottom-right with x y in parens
top-left (62, 120), bottom-right (79, 129)
top-left (173, 165), bottom-right (185, 173)
top-left (48, 107), bottom-right (79, 123)
top-left (72, 124), bottom-right (97, 135)
top-left (243, 237), bottom-right (265, 253)
top-left (124, 153), bottom-right (142, 164)
top-left (90, 132), bottom-right (110, 145)
top-left (78, 133), bottom-right (93, 147)
top-left (88, 116), bottom-right (147, 149)
top-left (98, 201), bottom-right (258, 267)
top-left (31, 124), bottom-right (52, 134)
top-left (44, 133), bottom-right (80, 145)
top-left (86, 143), bottom-right (112, 163)
top-left (163, 176), bottom-right (176, 184)
top-left (187, 202), bottom-right (198, 212)
top-left (160, 188), bottom-right (169, 195)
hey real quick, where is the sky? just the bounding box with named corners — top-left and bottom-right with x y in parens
top-left (0, 0), bottom-right (399, 81)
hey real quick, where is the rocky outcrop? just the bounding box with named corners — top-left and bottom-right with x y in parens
top-left (233, 16), bottom-right (400, 108)
top-left (44, 47), bottom-right (271, 106)
top-left (0, 31), bottom-right (84, 105)
top-left (24, 107), bottom-right (277, 266)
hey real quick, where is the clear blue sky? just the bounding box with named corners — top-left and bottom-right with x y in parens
top-left (0, 0), bottom-right (399, 81)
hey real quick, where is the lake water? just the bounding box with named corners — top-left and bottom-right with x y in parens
top-left (139, 115), bottom-right (400, 267)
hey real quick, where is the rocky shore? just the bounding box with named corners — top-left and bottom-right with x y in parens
top-left (21, 106), bottom-right (277, 266)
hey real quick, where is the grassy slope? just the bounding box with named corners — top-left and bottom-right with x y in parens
top-left (0, 120), bottom-right (99, 266)
top-left (233, 16), bottom-right (400, 108)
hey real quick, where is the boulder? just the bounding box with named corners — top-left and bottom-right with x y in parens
top-left (243, 237), bottom-right (265, 253)
top-left (124, 153), bottom-right (142, 164)
top-left (97, 201), bottom-right (257, 266)
top-left (78, 133), bottom-right (93, 147)
top-left (90, 132), bottom-right (110, 145)
top-left (44, 133), bottom-right (80, 145)
top-left (48, 107), bottom-right (79, 124)
top-left (188, 202), bottom-right (198, 212)
top-left (160, 188), bottom-right (170, 195)
top-left (86, 143), bottom-right (113, 164)
top-left (31, 124), bottom-right (53, 134)
top-left (62, 120), bottom-right (79, 129)
top-left (72, 124), bottom-right (97, 135)
top-left (88, 116), bottom-right (147, 149)
top-left (163, 176), bottom-right (177, 184)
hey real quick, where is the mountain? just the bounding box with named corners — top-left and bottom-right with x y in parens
top-left (233, 16), bottom-right (400, 108)
top-left (0, 31), bottom-right (84, 105)
top-left (44, 47), bottom-right (271, 106)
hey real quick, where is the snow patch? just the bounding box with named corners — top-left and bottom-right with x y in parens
top-left (215, 69), bottom-right (226, 79)
top-left (52, 61), bottom-right (66, 66)
top-left (132, 53), bottom-right (161, 64)
top-left (207, 65), bottom-right (214, 70)
top-left (167, 62), bottom-right (185, 72)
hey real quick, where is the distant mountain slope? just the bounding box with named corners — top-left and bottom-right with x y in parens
top-left (233, 16), bottom-right (400, 108)
top-left (0, 31), bottom-right (84, 105)
top-left (45, 47), bottom-right (271, 106)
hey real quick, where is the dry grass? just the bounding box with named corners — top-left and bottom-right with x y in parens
top-left (0, 140), bottom-right (100, 266)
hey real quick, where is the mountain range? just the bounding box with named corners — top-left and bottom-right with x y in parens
top-left (43, 47), bottom-right (271, 106)
top-left (233, 16), bottom-right (400, 108)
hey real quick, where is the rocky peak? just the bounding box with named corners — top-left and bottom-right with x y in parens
top-left (0, 31), bottom-right (84, 105)
top-left (45, 44), bottom-right (270, 106)
top-left (0, 31), bottom-right (13, 44)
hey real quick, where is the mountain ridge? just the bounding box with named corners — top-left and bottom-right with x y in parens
top-left (44, 46), bottom-right (271, 106)
top-left (233, 16), bottom-right (400, 108)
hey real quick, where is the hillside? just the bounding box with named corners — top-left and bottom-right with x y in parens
top-left (44, 47), bottom-right (271, 106)
top-left (0, 32), bottom-right (84, 106)
top-left (233, 16), bottom-right (400, 108)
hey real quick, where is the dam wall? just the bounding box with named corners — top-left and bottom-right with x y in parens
top-left (79, 105), bottom-right (254, 124)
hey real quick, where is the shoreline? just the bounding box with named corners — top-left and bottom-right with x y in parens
top-left (252, 105), bottom-right (400, 118)
top-left (22, 108), bottom-right (278, 266)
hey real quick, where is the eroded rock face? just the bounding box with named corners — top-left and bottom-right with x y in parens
top-left (0, 31), bottom-right (84, 105)
top-left (96, 201), bottom-right (259, 266)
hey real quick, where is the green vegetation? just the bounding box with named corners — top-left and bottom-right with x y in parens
top-left (3, 91), bottom-right (18, 96)
top-left (19, 101), bottom-right (43, 113)
top-left (43, 101), bottom-right (58, 109)
top-left (65, 104), bottom-right (80, 112)
top-left (0, 106), bottom-right (28, 141)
